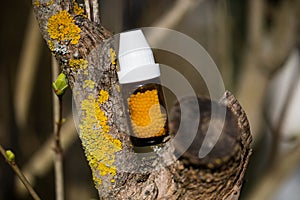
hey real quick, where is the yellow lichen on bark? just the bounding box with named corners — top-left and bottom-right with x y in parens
top-left (98, 90), bottom-right (109, 104)
top-left (34, 0), bottom-right (53, 7)
top-left (47, 40), bottom-right (55, 51)
top-left (79, 94), bottom-right (122, 186)
top-left (109, 48), bottom-right (117, 65)
top-left (83, 80), bottom-right (95, 89)
top-left (34, 0), bottom-right (41, 7)
top-left (47, 10), bottom-right (81, 45)
top-left (69, 58), bottom-right (88, 74)
top-left (73, 1), bottom-right (85, 16)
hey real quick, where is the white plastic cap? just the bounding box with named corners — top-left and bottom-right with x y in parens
top-left (117, 30), bottom-right (160, 84)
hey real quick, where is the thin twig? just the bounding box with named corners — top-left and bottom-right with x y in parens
top-left (149, 0), bottom-right (204, 45)
top-left (52, 57), bottom-right (64, 200)
top-left (14, 10), bottom-right (42, 129)
top-left (54, 97), bottom-right (64, 200)
top-left (16, 113), bottom-right (77, 196)
top-left (84, 0), bottom-right (91, 20)
top-left (0, 144), bottom-right (41, 200)
top-left (91, 0), bottom-right (100, 24)
top-left (151, 0), bottom-right (203, 28)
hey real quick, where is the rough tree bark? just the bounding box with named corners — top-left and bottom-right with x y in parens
top-left (32, 0), bottom-right (252, 199)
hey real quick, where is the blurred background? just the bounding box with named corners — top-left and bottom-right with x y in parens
top-left (0, 0), bottom-right (299, 199)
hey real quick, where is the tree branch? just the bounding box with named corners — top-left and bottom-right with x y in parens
top-left (32, 1), bottom-right (252, 199)
top-left (91, 0), bottom-right (100, 24)
top-left (14, 10), bottom-right (42, 129)
top-left (52, 57), bottom-right (64, 200)
top-left (149, 0), bottom-right (204, 44)
top-left (84, 0), bottom-right (91, 20)
top-left (16, 113), bottom-right (77, 196)
top-left (0, 145), bottom-right (41, 200)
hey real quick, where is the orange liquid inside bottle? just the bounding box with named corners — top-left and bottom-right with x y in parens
top-left (121, 78), bottom-right (168, 147)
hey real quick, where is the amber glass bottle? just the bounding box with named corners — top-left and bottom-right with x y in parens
top-left (117, 30), bottom-right (168, 147)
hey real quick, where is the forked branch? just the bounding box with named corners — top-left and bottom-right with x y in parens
top-left (32, 1), bottom-right (252, 199)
